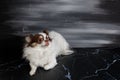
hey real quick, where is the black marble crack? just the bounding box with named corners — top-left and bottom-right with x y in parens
top-left (92, 49), bottom-right (100, 54)
top-left (0, 60), bottom-right (19, 68)
top-left (95, 59), bottom-right (119, 74)
top-left (0, 60), bottom-right (26, 72)
top-left (80, 59), bottom-right (120, 80)
top-left (62, 64), bottom-right (72, 80)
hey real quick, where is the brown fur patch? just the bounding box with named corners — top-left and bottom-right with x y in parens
top-left (26, 34), bottom-right (44, 47)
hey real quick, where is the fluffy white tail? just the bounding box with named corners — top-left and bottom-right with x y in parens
top-left (63, 49), bottom-right (74, 55)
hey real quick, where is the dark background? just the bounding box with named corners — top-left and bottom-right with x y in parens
top-left (0, 0), bottom-right (120, 47)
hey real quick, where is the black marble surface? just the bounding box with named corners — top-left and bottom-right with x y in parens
top-left (0, 36), bottom-right (120, 80)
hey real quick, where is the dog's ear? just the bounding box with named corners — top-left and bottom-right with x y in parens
top-left (43, 30), bottom-right (49, 35)
top-left (25, 34), bottom-right (33, 43)
top-left (43, 30), bottom-right (52, 41)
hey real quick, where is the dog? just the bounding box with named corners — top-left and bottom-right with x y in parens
top-left (23, 30), bottom-right (73, 76)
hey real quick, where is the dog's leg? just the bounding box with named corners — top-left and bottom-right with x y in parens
top-left (44, 58), bottom-right (57, 70)
top-left (29, 63), bottom-right (37, 76)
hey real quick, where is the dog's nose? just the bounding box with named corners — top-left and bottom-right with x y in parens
top-left (45, 40), bottom-right (49, 42)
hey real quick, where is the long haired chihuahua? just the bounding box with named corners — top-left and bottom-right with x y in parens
top-left (23, 30), bottom-right (73, 76)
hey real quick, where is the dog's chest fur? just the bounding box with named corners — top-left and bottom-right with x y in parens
top-left (23, 46), bottom-right (53, 66)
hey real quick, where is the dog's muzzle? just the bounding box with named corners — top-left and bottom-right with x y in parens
top-left (45, 40), bottom-right (49, 46)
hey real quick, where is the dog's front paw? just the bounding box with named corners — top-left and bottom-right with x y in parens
top-left (29, 70), bottom-right (35, 76)
top-left (44, 65), bottom-right (51, 70)
top-left (44, 62), bottom-right (57, 70)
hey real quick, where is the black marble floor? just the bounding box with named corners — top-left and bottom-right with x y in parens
top-left (0, 36), bottom-right (120, 80)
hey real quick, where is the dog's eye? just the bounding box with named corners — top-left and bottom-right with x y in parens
top-left (46, 36), bottom-right (52, 41)
top-left (38, 39), bottom-right (41, 43)
top-left (38, 37), bottom-right (44, 43)
top-left (46, 36), bottom-right (48, 39)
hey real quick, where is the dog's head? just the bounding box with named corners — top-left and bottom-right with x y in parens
top-left (25, 30), bottom-right (52, 47)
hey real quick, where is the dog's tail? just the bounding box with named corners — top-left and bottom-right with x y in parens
top-left (62, 49), bottom-right (74, 55)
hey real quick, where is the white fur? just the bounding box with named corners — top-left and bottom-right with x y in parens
top-left (23, 31), bottom-right (73, 76)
